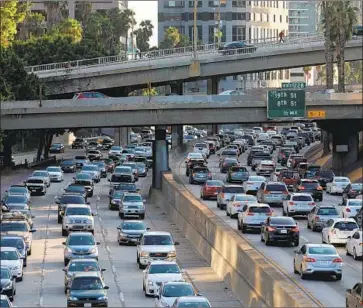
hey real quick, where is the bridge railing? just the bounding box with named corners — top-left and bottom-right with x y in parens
top-left (25, 33), bottom-right (319, 74)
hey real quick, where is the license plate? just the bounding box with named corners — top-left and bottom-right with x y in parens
top-left (318, 261), bottom-right (330, 265)
top-left (130, 238), bottom-right (138, 242)
top-left (85, 304), bottom-right (91, 307)
top-left (32, 190), bottom-right (36, 192)
top-left (280, 229), bottom-right (287, 234)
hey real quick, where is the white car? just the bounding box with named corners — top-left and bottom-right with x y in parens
top-left (109, 146), bottom-right (123, 156)
top-left (137, 232), bottom-right (179, 269)
top-left (346, 230), bottom-right (363, 260)
top-left (322, 218), bottom-right (359, 245)
top-left (185, 152), bottom-right (204, 163)
top-left (326, 177), bottom-right (351, 195)
top-left (0, 247), bottom-right (23, 281)
top-left (142, 261), bottom-right (184, 296)
top-left (283, 193), bottom-right (315, 217)
top-left (154, 281), bottom-right (197, 307)
top-left (46, 166), bottom-right (64, 182)
top-left (256, 133), bottom-right (269, 142)
top-left (31, 170), bottom-right (50, 187)
top-left (62, 204), bottom-right (95, 236)
top-left (266, 130), bottom-right (277, 137)
top-left (224, 144), bottom-right (240, 156)
top-left (253, 127), bottom-right (263, 136)
top-left (340, 199), bottom-right (362, 218)
top-left (226, 194), bottom-right (257, 218)
top-left (242, 176), bottom-right (266, 195)
top-left (193, 143), bottom-right (210, 158)
top-left (256, 160), bottom-right (275, 176)
top-left (237, 203), bottom-right (272, 233)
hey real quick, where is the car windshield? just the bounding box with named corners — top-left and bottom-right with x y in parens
top-left (188, 153), bottom-right (203, 159)
top-left (231, 167), bottom-right (247, 172)
top-left (1, 222), bottom-right (28, 231)
top-left (76, 174), bottom-right (91, 180)
top-left (222, 151), bottom-right (236, 155)
top-left (136, 164), bottom-right (145, 169)
top-left (149, 264), bottom-right (180, 274)
top-left (82, 166), bottom-right (98, 172)
top-left (123, 195), bottom-right (142, 202)
top-left (319, 171), bottom-right (334, 177)
top-left (292, 195), bottom-right (313, 201)
top-left (112, 192), bottom-right (124, 199)
top-left (111, 146), bottom-right (122, 151)
top-left (115, 167), bottom-right (132, 173)
top-left (223, 187), bottom-right (244, 193)
top-left (52, 143), bottom-right (62, 147)
top-left (121, 222), bottom-right (145, 230)
top-left (0, 268), bottom-right (10, 279)
top-left (9, 187), bottom-right (27, 194)
top-left (75, 156), bottom-right (87, 160)
top-left (5, 195), bottom-right (27, 203)
top-left (270, 217), bottom-right (295, 225)
top-left (249, 206), bottom-right (270, 213)
top-left (66, 186), bottom-right (85, 193)
top-left (317, 208), bottom-right (339, 215)
top-left (301, 182), bottom-right (319, 189)
top-left (143, 235), bottom-right (173, 245)
top-left (68, 261), bottom-right (100, 272)
top-left (0, 251), bottom-right (18, 260)
top-left (33, 171), bottom-right (48, 177)
top-left (335, 178), bottom-right (350, 183)
top-left (308, 246), bottom-right (337, 255)
top-left (348, 200), bottom-right (362, 206)
top-left (235, 195), bottom-right (256, 201)
top-left (266, 184), bottom-right (286, 191)
top-left (0, 238), bottom-right (25, 249)
top-left (60, 195), bottom-right (85, 204)
top-left (351, 184), bottom-right (363, 190)
top-left (47, 167), bottom-right (60, 172)
top-left (194, 168), bottom-right (208, 173)
top-left (123, 163), bottom-right (136, 169)
top-left (71, 277), bottom-right (103, 290)
top-left (116, 184), bottom-right (137, 191)
top-left (206, 180), bottom-right (223, 186)
top-left (88, 151), bottom-right (99, 154)
top-left (62, 160), bottom-right (75, 166)
top-left (334, 222), bottom-right (358, 231)
top-left (248, 176), bottom-right (265, 182)
top-left (66, 207), bottom-right (91, 216)
top-left (178, 301), bottom-right (210, 307)
top-left (68, 235), bottom-right (95, 246)
top-left (162, 284), bottom-right (194, 297)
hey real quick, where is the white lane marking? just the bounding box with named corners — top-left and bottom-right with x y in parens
top-left (300, 236), bottom-right (309, 242)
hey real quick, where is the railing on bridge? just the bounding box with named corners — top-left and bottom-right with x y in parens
top-left (24, 33), bottom-right (323, 74)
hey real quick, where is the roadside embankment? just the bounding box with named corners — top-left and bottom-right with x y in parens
top-left (150, 172), bottom-right (322, 308)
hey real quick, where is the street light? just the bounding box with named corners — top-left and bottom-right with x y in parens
top-left (193, 0), bottom-right (198, 59)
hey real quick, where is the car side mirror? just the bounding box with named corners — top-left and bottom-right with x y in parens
top-left (101, 268), bottom-right (106, 272)
top-left (12, 275), bottom-right (17, 279)
top-left (294, 249), bottom-right (300, 254)
top-left (347, 236), bottom-right (351, 239)
top-left (108, 179), bottom-right (110, 182)
top-left (32, 215), bottom-right (35, 218)
top-left (143, 199), bottom-right (146, 203)
top-left (146, 227), bottom-right (151, 230)
top-left (174, 241), bottom-right (180, 245)
top-left (196, 292), bottom-right (203, 296)
top-left (338, 203), bottom-right (342, 206)
top-left (154, 294), bottom-right (160, 299)
top-left (62, 268), bottom-right (66, 272)
top-left (137, 188), bottom-right (140, 192)
top-left (117, 227), bottom-right (121, 230)
top-left (96, 242), bottom-right (100, 245)
top-left (346, 288), bottom-right (351, 293)
top-left (104, 286), bottom-right (109, 290)
top-left (62, 242), bottom-right (66, 245)
top-left (92, 212), bottom-right (96, 216)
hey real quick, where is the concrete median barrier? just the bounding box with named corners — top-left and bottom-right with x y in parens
top-left (150, 172), bottom-right (321, 308)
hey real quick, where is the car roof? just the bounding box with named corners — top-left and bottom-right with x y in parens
top-left (223, 184), bottom-right (243, 187)
top-left (68, 232), bottom-right (94, 237)
top-left (149, 260), bottom-right (178, 266)
top-left (68, 258), bottom-right (99, 263)
top-left (331, 218), bottom-right (357, 222)
top-left (305, 243), bottom-right (337, 249)
top-left (123, 193), bottom-right (141, 196)
top-left (65, 204), bottom-right (90, 208)
top-left (178, 296), bottom-right (209, 302)
top-left (247, 203), bottom-right (269, 207)
top-left (71, 272), bottom-right (101, 278)
top-left (266, 181), bottom-right (285, 185)
top-left (143, 231), bottom-right (171, 236)
top-left (290, 193), bottom-right (313, 197)
top-left (0, 235), bottom-right (25, 240)
top-left (0, 247), bottom-right (18, 251)
top-left (301, 179), bottom-right (319, 182)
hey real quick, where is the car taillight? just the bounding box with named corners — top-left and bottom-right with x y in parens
top-left (317, 186), bottom-right (323, 190)
top-left (264, 190), bottom-right (270, 194)
top-left (315, 217), bottom-right (320, 221)
top-left (332, 258), bottom-right (343, 263)
top-left (289, 202), bottom-right (295, 206)
top-left (346, 208), bottom-right (351, 212)
top-left (291, 227), bottom-right (299, 232)
top-left (208, 173), bottom-right (212, 177)
top-left (308, 202), bottom-right (315, 206)
top-left (266, 211), bottom-right (273, 216)
top-left (298, 186), bottom-right (305, 190)
top-left (221, 193), bottom-right (225, 198)
top-left (247, 182), bottom-right (253, 185)
top-left (267, 226), bottom-right (276, 231)
top-left (233, 202), bottom-right (240, 207)
top-left (303, 256), bottom-right (316, 262)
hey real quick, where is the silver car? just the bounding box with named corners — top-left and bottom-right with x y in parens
top-left (80, 165), bottom-right (101, 183)
top-left (293, 243), bottom-right (343, 280)
top-left (257, 182), bottom-right (288, 206)
top-left (307, 206), bottom-right (340, 231)
top-left (62, 232), bottom-right (100, 266)
top-left (243, 176), bottom-right (265, 195)
top-left (119, 193), bottom-right (146, 219)
top-left (31, 170), bottom-right (50, 187)
top-left (237, 203), bottom-right (272, 233)
top-left (216, 185), bottom-right (245, 210)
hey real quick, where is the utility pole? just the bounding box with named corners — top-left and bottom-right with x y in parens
top-left (217, 0), bottom-right (221, 46)
top-left (131, 23), bottom-right (135, 60)
top-left (193, 0), bottom-right (198, 59)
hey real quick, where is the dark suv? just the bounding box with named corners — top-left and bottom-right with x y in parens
top-left (55, 193), bottom-right (89, 223)
top-left (185, 159), bottom-right (206, 176)
top-left (72, 138), bottom-right (84, 149)
top-left (295, 179), bottom-right (323, 202)
top-left (189, 167), bottom-right (212, 184)
top-left (314, 169), bottom-right (335, 189)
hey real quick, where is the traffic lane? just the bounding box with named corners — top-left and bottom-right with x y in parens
top-left (176, 150), bottom-right (360, 308)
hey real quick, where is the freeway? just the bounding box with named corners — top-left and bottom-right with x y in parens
top-left (174, 142), bottom-right (362, 308)
top-left (1, 149), bottom-right (241, 307)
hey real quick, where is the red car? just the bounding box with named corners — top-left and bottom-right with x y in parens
top-left (103, 158), bottom-right (115, 172)
top-left (73, 92), bottom-right (108, 99)
top-left (200, 180), bottom-right (224, 200)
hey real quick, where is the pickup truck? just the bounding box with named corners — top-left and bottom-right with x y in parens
top-left (278, 170), bottom-right (300, 191)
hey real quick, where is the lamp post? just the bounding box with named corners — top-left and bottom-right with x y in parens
top-left (193, 0), bottom-right (198, 59)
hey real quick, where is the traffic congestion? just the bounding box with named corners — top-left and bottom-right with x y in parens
top-left (179, 124), bottom-right (362, 308)
top-left (0, 134), bottom-right (214, 308)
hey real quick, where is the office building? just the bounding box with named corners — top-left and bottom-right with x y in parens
top-left (158, 0), bottom-right (290, 93)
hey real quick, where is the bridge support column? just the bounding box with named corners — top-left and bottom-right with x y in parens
top-left (68, 0), bottom-right (75, 18)
top-left (114, 127), bottom-right (129, 146)
top-left (332, 132), bottom-right (359, 173)
top-left (152, 126), bottom-right (169, 189)
top-left (207, 77), bottom-right (220, 136)
top-left (170, 82), bottom-right (183, 95)
top-left (171, 125), bottom-right (184, 148)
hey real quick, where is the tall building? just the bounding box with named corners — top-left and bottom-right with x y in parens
top-left (158, 0), bottom-right (290, 94)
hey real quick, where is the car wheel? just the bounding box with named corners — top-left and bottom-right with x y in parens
top-left (17, 274), bottom-right (23, 282)
top-left (293, 260), bottom-right (299, 274)
top-left (353, 247), bottom-right (359, 260)
top-left (119, 213), bottom-right (124, 219)
top-left (62, 229), bottom-right (68, 236)
top-left (64, 259), bottom-right (69, 266)
top-left (282, 207), bottom-right (286, 216)
top-left (346, 245), bottom-right (351, 256)
top-left (58, 215), bottom-right (63, 224)
top-left (216, 202), bottom-right (220, 208)
top-left (322, 234), bottom-right (325, 243)
top-left (265, 235), bottom-right (271, 246)
top-left (139, 214), bottom-right (145, 220)
top-left (226, 209), bottom-right (230, 216)
top-left (336, 274), bottom-right (342, 281)
top-left (241, 224), bottom-right (247, 233)
top-left (139, 263), bottom-right (145, 270)
top-left (28, 247), bottom-right (32, 256)
top-left (307, 221), bottom-right (311, 229)
top-left (237, 220), bottom-right (241, 230)
top-left (89, 191), bottom-right (94, 197)
top-left (300, 266), bottom-right (307, 279)
top-left (294, 239), bottom-right (299, 246)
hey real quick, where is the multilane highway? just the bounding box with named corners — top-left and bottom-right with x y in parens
top-left (1, 149), bottom-right (241, 307)
top-left (174, 142), bottom-right (362, 308)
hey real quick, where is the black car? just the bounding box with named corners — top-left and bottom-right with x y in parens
top-left (93, 161), bottom-right (107, 178)
top-left (0, 236), bottom-right (27, 267)
top-left (298, 132), bottom-right (311, 146)
top-left (73, 173), bottom-right (94, 197)
top-left (108, 183), bottom-right (139, 201)
top-left (314, 169), bottom-right (335, 189)
top-left (74, 156), bottom-right (90, 168)
top-left (55, 194), bottom-right (89, 223)
top-left (185, 159), bottom-right (206, 176)
top-left (219, 41), bottom-right (257, 55)
top-left (295, 179), bottom-right (323, 202)
top-left (220, 158), bottom-right (239, 173)
top-left (342, 183), bottom-right (363, 204)
top-left (0, 267), bottom-right (16, 301)
top-left (261, 216), bottom-right (299, 246)
top-left (102, 139), bottom-right (114, 150)
top-left (241, 134), bottom-right (254, 146)
top-left (49, 143), bottom-right (65, 153)
top-left (64, 185), bottom-right (88, 200)
top-left (72, 138), bottom-right (85, 149)
top-left (60, 160), bottom-right (77, 173)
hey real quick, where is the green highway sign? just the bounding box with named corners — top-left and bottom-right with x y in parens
top-left (267, 89), bottom-right (306, 119)
top-left (282, 82), bottom-right (306, 89)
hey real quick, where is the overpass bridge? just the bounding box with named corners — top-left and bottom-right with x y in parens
top-left (25, 36), bottom-right (363, 95)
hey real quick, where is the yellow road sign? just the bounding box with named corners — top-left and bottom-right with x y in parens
top-left (308, 110), bottom-right (326, 118)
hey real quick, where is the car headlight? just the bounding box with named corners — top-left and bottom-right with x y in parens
top-left (119, 232), bottom-right (127, 237)
top-left (97, 296), bottom-right (107, 300)
top-left (148, 281), bottom-right (154, 286)
top-left (11, 266), bottom-right (20, 270)
top-left (24, 235), bottom-right (30, 242)
top-left (168, 251), bottom-right (176, 258)
top-left (2, 282), bottom-right (12, 289)
top-left (87, 220), bottom-right (93, 224)
top-left (69, 296), bottom-right (78, 301)
top-left (140, 251), bottom-right (149, 257)
top-left (160, 299), bottom-right (169, 307)
top-left (89, 247), bottom-right (97, 254)
top-left (66, 248), bottom-right (73, 254)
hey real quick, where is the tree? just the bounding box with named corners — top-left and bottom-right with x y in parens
top-left (303, 66), bottom-right (312, 83)
top-left (17, 12), bottom-right (46, 40)
top-left (0, 0), bottom-right (28, 47)
top-left (134, 20), bottom-right (154, 52)
top-left (142, 87), bottom-right (158, 96)
top-left (345, 61), bottom-right (363, 84)
top-left (43, 1), bottom-right (66, 29)
top-left (75, 1), bottom-right (92, 24)
top-left (53, 18), bottom-right (83, 43)
top-left (159, 26), bottom-right (180, 49)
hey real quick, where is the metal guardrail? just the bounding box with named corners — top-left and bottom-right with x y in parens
top-left (24, 34), bottom-right (322, 74)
